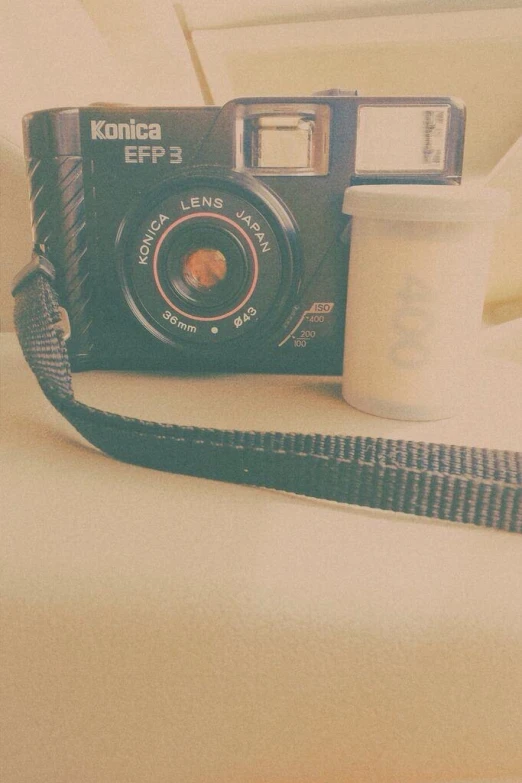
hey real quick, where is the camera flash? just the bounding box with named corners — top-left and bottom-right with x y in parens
top-left (355, 105), bottom-right (450, 173)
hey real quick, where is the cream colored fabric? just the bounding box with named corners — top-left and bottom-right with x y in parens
top-left (1, 325), bottom-right (522, 782)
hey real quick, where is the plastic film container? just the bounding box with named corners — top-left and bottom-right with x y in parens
top-left (342, 184), bottom-right (510, 420)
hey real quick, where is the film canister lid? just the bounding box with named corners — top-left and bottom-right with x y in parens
top-left (342, 183), bottom-right (511, 223)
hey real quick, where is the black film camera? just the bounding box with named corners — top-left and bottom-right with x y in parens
top-left (23, 92), bottom-right (465, 374)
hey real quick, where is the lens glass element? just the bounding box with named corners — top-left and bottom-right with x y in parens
top-left (161, 221), bottom-right (250, 316)
top-left (182, 248), bottom-right (227, 292)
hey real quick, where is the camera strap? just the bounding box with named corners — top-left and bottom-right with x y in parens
top-left (12, 254), bottom-right (522, 532)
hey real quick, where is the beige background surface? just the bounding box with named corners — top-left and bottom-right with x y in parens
top-left (2, 3), bottom-right (522, 780)
top-left (2, 324), bottom-right (522, 782)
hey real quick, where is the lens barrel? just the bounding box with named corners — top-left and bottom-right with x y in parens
top-left (117, 169), bottom-right (301, 358)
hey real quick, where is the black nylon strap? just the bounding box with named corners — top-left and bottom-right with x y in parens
top-left (13, 257), bottom-right (522, 531)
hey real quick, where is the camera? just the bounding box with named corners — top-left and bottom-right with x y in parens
top-left (23, 92), bottom-right (465, 374)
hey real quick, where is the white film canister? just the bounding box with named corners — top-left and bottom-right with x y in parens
top-left (342, 184), bottom-right (510, 420)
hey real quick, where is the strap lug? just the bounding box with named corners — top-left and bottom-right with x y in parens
top-left (11, 252), bottom-right (56, 296)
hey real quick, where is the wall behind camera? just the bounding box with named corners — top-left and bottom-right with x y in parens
top-left (194, 7), bottom-right (522, 316)
top-left (0, 0), bottom-right (202, 332)
top-left (2, 1), bottom-right (521, 330)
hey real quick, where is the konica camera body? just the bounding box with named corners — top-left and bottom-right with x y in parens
top-left (23, 93), bottom-right (465, 374)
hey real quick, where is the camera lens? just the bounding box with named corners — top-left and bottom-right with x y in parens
top-left (181, 249), bottom-right (227, 292)
top-left (159, 220), bottom-right (252, 317)
top-left (117, 169), bottom-right (301, 359)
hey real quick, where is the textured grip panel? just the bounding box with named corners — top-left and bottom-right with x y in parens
top-left (27, 156), bottom-right (95, 363)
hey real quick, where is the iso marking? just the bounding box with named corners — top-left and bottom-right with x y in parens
top-left (279, 302), bottom-right (334, 347)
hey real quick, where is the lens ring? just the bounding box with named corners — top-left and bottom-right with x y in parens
top-left (152, 211), bottom-right (259, 322)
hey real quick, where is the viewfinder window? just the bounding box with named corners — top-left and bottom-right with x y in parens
top-left (251, 115), bottom-right (314, 169)
top-left (237, 104), bottom-right (330, 176)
